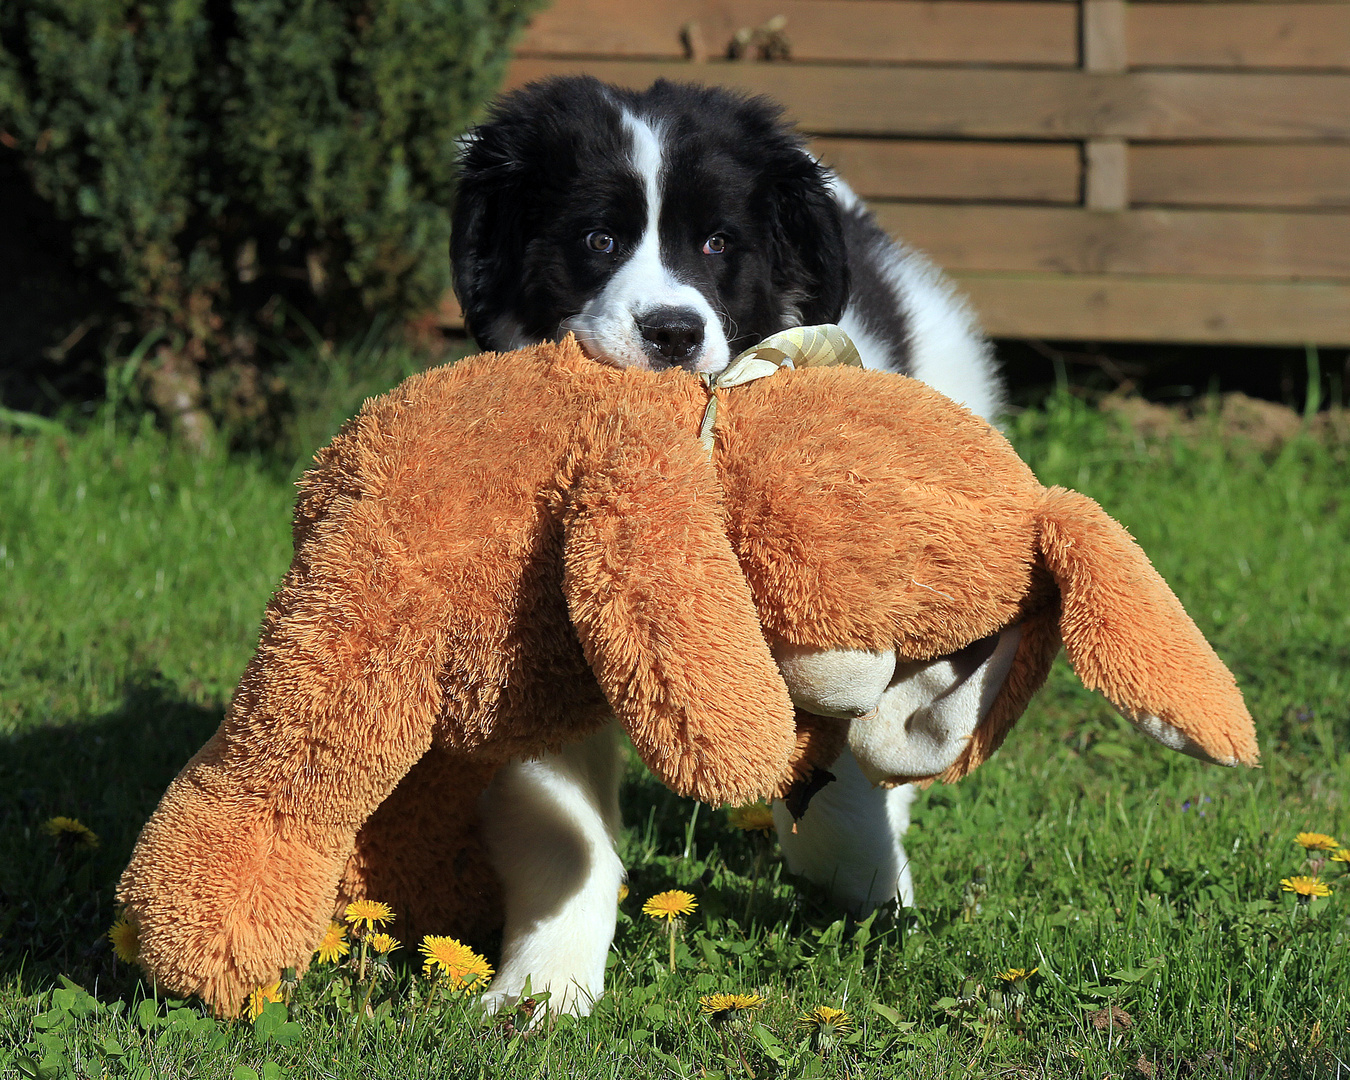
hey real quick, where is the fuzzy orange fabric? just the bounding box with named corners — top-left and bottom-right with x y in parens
top-left (1036, 487), bottom-right (1259, 766)
top-left (119, 336), bottom-right (1257, 1015)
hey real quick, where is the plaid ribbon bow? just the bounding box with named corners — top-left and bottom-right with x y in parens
top-left (697, 324), bottom-right (862, 453)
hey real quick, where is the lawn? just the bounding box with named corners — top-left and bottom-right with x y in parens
top-left (2, 376), bottom-right (1348, 1079)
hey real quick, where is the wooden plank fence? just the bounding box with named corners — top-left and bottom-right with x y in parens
top-left (441, 0), bottom-right (1350, 345)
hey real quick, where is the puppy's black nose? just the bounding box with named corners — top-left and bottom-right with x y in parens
top-left (637, 306), bottom-right (705, 362)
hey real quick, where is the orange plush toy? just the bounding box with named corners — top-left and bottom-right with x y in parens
top-left (118, 335), bottom-right (1258, 1016)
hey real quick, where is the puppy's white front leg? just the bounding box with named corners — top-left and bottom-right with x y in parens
top-left (773, 747), bottom-right (916, 914)
top-left (479, 724), bottom-right (624, 1017)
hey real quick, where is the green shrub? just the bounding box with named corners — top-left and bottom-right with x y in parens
top-left (0, 0), bottom-right (540, 443)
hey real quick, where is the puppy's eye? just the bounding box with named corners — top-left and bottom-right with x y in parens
top-left (702, 234), bottom-right (727, 255)
top-left (585, 231), bottom-right (615, 253)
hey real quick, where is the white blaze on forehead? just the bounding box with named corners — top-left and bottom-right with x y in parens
top-left (626, 110), bottom-right (664, 234)
top-left (564, 109), bottom-right (730, 374)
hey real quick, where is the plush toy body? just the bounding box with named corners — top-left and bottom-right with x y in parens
top-left (119, 337), bottom-right (1257, 1016)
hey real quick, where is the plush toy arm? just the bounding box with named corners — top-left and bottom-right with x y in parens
top-left (118, 453), bottom-right (446, 1015)
top-left (1035, 486), bottom-right (1259, 766)
top-left (559, 405), bottom-right (798, 807)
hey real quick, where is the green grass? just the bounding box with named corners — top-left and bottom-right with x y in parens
top-left (2, 385), bottom-right (1348, 1078)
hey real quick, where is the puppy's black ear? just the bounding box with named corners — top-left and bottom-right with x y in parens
top-left (450, 115), bottom-right (530, 350)
top-left (767, 152), bottom-right (850, 327)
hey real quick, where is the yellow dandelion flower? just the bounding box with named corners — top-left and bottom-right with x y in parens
top-left (343, 899), bottom-right (394, 931)
top-left (367, 933), bottom-right (401, 955)
top-left (247, 981), bottom-right (283, 1020)
top-left (1281, 875), bottom-right (1333, 899)
top-left (1331, 849), bottom-right (1350, 864)
top-left (107, 913), bottom-right (139, 963)
top-left (699, 992), bottom-right (765, 1019)
top-left (420, 935), bottom-right (494, 991)
top-left (42, 817), bottom-right (99, 849)
top-left (995, 967), bottom-right (1039, 984)
top-left (645, 890), bottom-right (697, 973)
top-left (728, 804), bottom-right (775, 835)
top-left (314, 921), bottom-right (350, 964)
top-left (799, 1005), bottom-right (854, 1032)
top-left (617, 882), bottom-right (630, 902)
top-left (642, 890), bottom-right (697, 922)
top-left (1295, 832), bottom-right (1340, 852)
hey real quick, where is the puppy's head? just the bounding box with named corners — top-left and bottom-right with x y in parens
top-left (451, 76), bottom-right (849, 374)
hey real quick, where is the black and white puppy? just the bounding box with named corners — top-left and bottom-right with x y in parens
top-left (451, 75), bottom-right (1004, 1016)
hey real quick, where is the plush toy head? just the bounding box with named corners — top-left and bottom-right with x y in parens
top-left (117, 336), bottom-right (1257, 1015)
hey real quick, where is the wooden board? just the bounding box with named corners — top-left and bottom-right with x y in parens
top-left (518, 0), bottom-right (1078, 66)
top-left (869, 203), bottom-right (1350, 279)
top-left (952, 272), bottom-right (1350, 345)
top-left (1127, 1), bottom-right (1350, 5)
top-left (1131, 144), bottom-right (1350, 208)
top-left (1084, 0), bottom-right (1128, 73)
top-left (810, 139), bottom-right (1081, 203)
top-left (1084, 138), bottom-right (1128, 209)
top-left (503, 59), bottom-right (1350, 141)
top-left (1130, 4), bottom-right (1350, 70)
top-left (434, 290), bottom-right (465, 330)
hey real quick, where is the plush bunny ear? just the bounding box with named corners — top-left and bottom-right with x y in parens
top-left (559, 404), bottom-right (799, 808)
top-left (1034, 486), bottom-right (1259, 766)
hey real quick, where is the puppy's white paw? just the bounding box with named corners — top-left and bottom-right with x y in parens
top-left (774, 747), bottom-right (917, 912)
